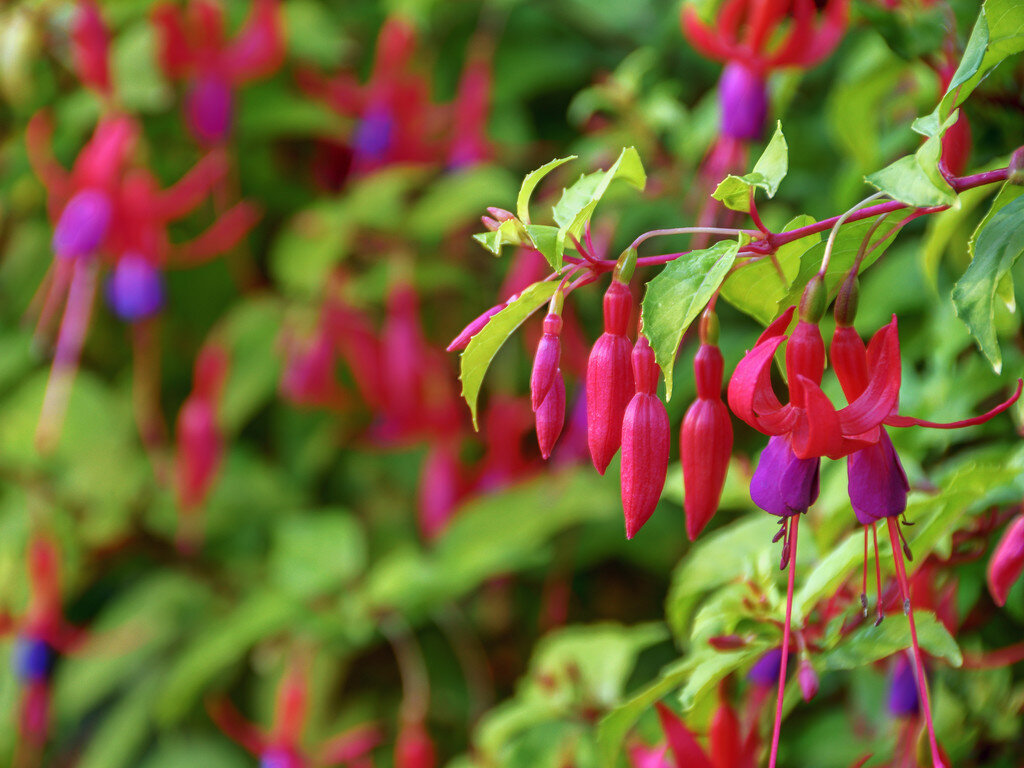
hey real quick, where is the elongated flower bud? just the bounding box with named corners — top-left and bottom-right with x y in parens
top-left (418, 443), bottom-right (462, 540)
top-left (682, 344), bottom-right (733, 540)
top-left (447, 301), bottom-right (506, 352)
top-left (785, 320), bottom-right (825, 408)
top-left (621, 337), bottom-right (669, 538)
top-left (531, 313), bottom-right (562, 410)
top-left (987, 513), bottom-right (1024, 607)
top-left (395, 719), bottom-right (436, 768)
top-left (536, 369), bottom-right (565, 460)
top-left (798, 657), bottom-right (819, 701)
top-left (586, 281), bottom-right (633, 473)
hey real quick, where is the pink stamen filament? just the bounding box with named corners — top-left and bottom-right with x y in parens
top-left (769, 514), bottom-right (799, 768)
top-left (871, 523), bottom-right (884, 626)
top-left (887, 517), bottom-right (944, 768)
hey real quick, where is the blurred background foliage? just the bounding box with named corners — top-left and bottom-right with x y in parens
top-left (0, 0), bottom-right (1022, 767)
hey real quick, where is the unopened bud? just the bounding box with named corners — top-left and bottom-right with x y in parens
top-left (612, 247), bottom-right (637, 284)
top-left (834, 274), bottom-right (859, 327)
top-left (798, 657), bottom-right (819, 701)
top-left (486, 206), bottom-right (515, 222)
top-left (1009, 147), bottom-right (1024, 186)
top-left (699, 307), bottom-right (719, 345)
top-left (799, 274), bottom-right (827, 324)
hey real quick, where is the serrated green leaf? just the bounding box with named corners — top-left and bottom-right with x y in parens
top-left (642, 240), bottom-right (738, 398)
top-left (720, 215), bottom-right (817, 324)
top-left (517, 156), bottom-right (577, 223)
top-left (821, 611), bottom-right (961, 670)
top-left (473, 218), bottom-right (524, 256)
top-left (459, 281), bottom-right (559, 428)
top-left (711, 122), bottom-right (788, 212)
top-left (525, 224), bottom-right (562, 267)
top-left (952, 191), bottom-right (1024, 372)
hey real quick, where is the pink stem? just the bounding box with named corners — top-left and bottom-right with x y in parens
top-left (887, 517), bottom-right (944, 768)
top-left (769, 514), bottom-right (799, 768)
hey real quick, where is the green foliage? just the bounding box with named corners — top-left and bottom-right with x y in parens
top-left (711, 122), bottom-right (789, 213)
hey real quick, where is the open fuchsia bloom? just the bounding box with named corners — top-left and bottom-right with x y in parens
top-left (987, 512), bottom-right (1024, 607)
top-left (0, 535), bottom-right (90, 760)
top-left (209, 657), bottom-right (381, 768)
top-left (152, 0), bottom-right (285, 145)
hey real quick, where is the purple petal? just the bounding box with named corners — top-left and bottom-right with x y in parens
top-left (106, 253), bottom-right (165, 321)
top-left (718, 62), bottom-right (769, 141)
top-left (353, 104), bottom-right (394, 165)
top-left (12, 635), bottom-right (56, 683)
top-left (887, 652), bottom-right (920, 717)
top-left (748, 647), bottom-right (790, 687)
top-left (53, 189), bottom-right (112, 259)
top-left (847, 430), bottom-right (909, 525)
top-left (751, 435), bottom-right (820, 517)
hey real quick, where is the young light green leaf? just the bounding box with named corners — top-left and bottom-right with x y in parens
top-left (460, 281), bottom-right (560, 428)
top-left (642, 240), bottom-right (739, 399)
top-left (517, 156), bottom-right (577, 223)
top-left (524, 224), bottom-right (562, 267)
top-left (550, 147), bottom-right (647, 269)
top-left (473, 218), bottom-right (525, 256)
top-left (952, 190), bottom-right (1024, 372)
top-left (720, 215), bottom-right (818, 324)
top-left (711, 122), bottom-right (788, 212)
top-left (865, 113), bottom-right (958, 208)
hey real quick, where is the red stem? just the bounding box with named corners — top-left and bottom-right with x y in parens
top-left (769, 515), bottom-right (799, 768)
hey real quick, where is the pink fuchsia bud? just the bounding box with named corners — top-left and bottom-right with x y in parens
top-left (718, 62), bottom-right (768, 142)
top-left (536, 369), bottom-right (566, 460)
top-left (531, 313), bottom-right (563, 410)
top-left (987, 513), bottom-right (1024, 607)
top-left (798, 657), bottom-right (819, 701)
top-left (586, 281), bottom-right (634, 474)
top-left (620, 336), bottom-right (669, 539)
top-left (418, 443), bottom-right (463, 541)
top-left (1009, 147), bottom-right (1024, 186)
top-left (186, 72), bottom-right (234, 146)
top-left (72, 1), bottom-right (111, 95)
top-left (681, 344), bottom-right (733, 541)
top-left (395, 719), bottom-right (436, 768)
top-left (447, 301), bottom-right (506, 352)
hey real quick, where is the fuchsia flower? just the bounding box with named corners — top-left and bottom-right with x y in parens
top-left (681, 314), bottom-right (734, 540)
top-left (209, 657), bottom-right (381, 767)
top-left (71, 0), bottom-right (111, 97)
top-left (987, 512), bottom-right (1024, 607)
top-left (0, 535), bottom-right (89, 760)
top-left (586, 279), bottom-right (635, 473)
top-left (621, 335), bottom-right (670, 538)
top-left (152, 0), bottom-right (285, 145)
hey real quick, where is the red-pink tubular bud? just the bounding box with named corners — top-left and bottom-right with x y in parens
top-left (988, 514), bottom-right (1024, 607)
top-left (531, 314), bottom-right (563, 410)
top-left (586, 332), bottom-right (633, 474)
top-left (621, 381), bottom-right (669, 539)
top-left (631, 336), bottom-right (658, 395)
top-left (603, 280), bottom-right (632, 336)
top-left (798, 657), bottom-right (819, 701)
top-left (72, 0), bottom-right (111, 94)
top-left (395, 719), bottom-right (436, 768)
top-left (785, 320), bottom-right (825, 408)
top-left (536, 369), bottom-right (565, 459)
top-left (682, 344), bottom-right (733, 541)
top-left (418, 444), bottom-right (462, 540)
top-left (447, 302), bottom-right (506, 352)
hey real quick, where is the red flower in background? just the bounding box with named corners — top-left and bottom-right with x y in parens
top-left (152, 0), bottom-right (286, 145)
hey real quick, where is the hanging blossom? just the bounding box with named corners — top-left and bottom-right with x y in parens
top-left (727, 271), bottom-right (1021, 768)
top-left (208, 657), bottom-right (381, 768)
top-left (0, 534), bottom-right (90, 763)
top-left (152, 0), bottom-right (286, 145)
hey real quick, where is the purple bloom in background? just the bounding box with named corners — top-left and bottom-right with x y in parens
top-left (750, 436), bottom-right (820, 517)
top-left (888, 652), bottom-right (920, 717)
top-left (12, 636), bottom-right (56, 683)
top-left (52, 188), bottom-right (112, 259)
top-left (260, 750), bottom-right (302, 768)
top-left (718, 62), bottom-right (768, 141)
top-left (748, 648), bottom-right (789, 687)
top-left (353, 105), bottom-right (394, 165)
top-left (106, 253), bottom-right (165, 321)
top-left (848, 430), bottom-right (909, 525)
top-left (186, 73), bottom-right (234, 146)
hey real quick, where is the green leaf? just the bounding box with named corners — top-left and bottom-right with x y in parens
top-left (270, 510), bottom-right (367, 598)
top-left (76, 674), bottom-right (162, 768)
top-left (219, 297), bottom-right (285, 431)
top-left (711, 122), bottom-right (788, 212)
top-left (548, 147), bottom-right (646, 269)
top-left (865, 114), bottom-right (958, 208)
top-left (642, 240), bottom-right (739, 398)
top-left (524, 224), bottom-right (563, 266)
top-left (952, 189), bottom-right (1024, 372)
top-left (517, 156), bottom-right (577, 223)
top-left (821, 611), bottom-right (962, 670)
top-left (459, 281), bottom-right (559, 428)
top-left (720, 215), bottom-right (817, 324)
top-left (408, 165), bottom-right (517, 242)
top-left (473, 218), bottom-right (524, 256)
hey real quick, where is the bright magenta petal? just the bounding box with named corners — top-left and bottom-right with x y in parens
top-left (838, 317), bottom-right (900, 437)
top-left (791, 376), bottom-right (842, 459)
top-left (727, 334), bottom-right (787, 429)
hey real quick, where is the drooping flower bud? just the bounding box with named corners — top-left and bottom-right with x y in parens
top-left (987, 513), bottom-right (1024, 607)
top-left (718, 61), bottom-right (769, 141)
top-left (798, 657), bottom-right (819, 701)
top-left (395, 719), bottom-right (436, 768)
top-left (620, 336), bottom-right (669, 538)
top-left (1009, 147), bottom-right (1024, 186)
top-left (586, 280), bottom-right (634, 473)
top-left (536, 369), bottom-right (566, 460)
top-left (446, 301), bottom-right (507, 352)
top-left (531, 313), bottom-right (563, 410)
top-left (681, 342), bottom-right (733, 540)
